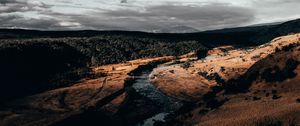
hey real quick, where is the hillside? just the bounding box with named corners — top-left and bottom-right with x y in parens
top-left (1, 18), bottom-right (300, 45)
top-left (167, 34), bottom-right (300, 126)
top-left (0, 19), bottom-right (300, 126)
top-left (150, 34), bottom-right (300, 100)
top-left (0, 36), bottom-right (208, 104)
top-left (4, 19), bottom-right (295, 103)
top-left (0, 56), bottom-right (179, 126)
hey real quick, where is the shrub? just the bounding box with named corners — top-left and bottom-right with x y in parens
top-left (220, 66), bottom-right (225, 72)
top-left (272, 95), bottom-right (281, 100)
top-left (296, 98), bottom-right (300, 103)
top-left (181, 60), bottom-right (191, 69)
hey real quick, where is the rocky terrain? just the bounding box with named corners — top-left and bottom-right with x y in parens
top-left (150, 34), bottom-right (300, 101)
top-left (0, 56), bottom-right (178, 126)
top-left (0, 19), bottom-right (300, 126)
top-left (1, 33), bottom-right (299, 126)
top-left (159, 34), bottom-right (300, 126)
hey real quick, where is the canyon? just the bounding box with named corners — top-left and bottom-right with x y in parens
top-left (0, 19), bottom-right (300, 126)
top-left (1, 33), bottom-right (300, 126)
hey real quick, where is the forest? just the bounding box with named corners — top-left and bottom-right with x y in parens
top-left (0, 35), bottom-right (207, 103)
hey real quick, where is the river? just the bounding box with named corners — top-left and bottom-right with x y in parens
top-left (130, 64), bottom-right (184, 126)
top-left (51, 62), bottom-right (186, 126)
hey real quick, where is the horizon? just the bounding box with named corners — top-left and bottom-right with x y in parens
top-left (0, 19), bottom-right (295, 33)
top-left (1, 0), bottom-right (300, 32)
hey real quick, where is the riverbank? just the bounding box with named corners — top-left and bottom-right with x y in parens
top-left (0, 55), bottom-right (179, 126)
top-left (0, 51), bottom-right (201, 126)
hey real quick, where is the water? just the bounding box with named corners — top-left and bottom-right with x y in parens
top-left (131, 69), bottom-right (183, 126)
top-left (136, 113), bottom-right (169, 126)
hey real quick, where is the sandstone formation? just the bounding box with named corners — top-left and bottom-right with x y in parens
top-left (150, 34), bottom-right (300, 101)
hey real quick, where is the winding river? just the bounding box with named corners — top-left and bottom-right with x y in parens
top-left (51, 61), bottom-right (186, 126)
top-left (129, 64), bottom-right (184, 126)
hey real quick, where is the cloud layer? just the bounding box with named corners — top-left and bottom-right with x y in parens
top-left (0, 0), bottom-right (299, 32)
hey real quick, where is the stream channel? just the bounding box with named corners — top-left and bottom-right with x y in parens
top-left (129, 63), bottom-right (184, 126)
top-left (51, 61), bottom-right (188, 126)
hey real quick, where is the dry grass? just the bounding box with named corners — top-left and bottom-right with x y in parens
top-left (173, 34), bottom-right (300, 126)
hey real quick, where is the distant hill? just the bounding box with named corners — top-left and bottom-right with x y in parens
top-left (153, 25), bottom-right (200, 33)
top-left (254, 18), bottom-right (300, 43)
top-left (0, 18), bottom-right (299, 45)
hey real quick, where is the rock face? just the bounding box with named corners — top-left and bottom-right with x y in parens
top-left (168, 34), bottom-right (300, 126)
top-left (150, 33), bottom-right (300, 102)
top-left (0, 56), bottom-right (176, 126)
top-left (150, 65), bottom-right (210, 101)
top-left (207, 46), bottom-right (234, 56)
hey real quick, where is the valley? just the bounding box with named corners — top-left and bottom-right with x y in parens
top-left (0, 19), bottom-right (300, 126)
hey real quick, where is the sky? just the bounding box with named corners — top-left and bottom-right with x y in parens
top-left (0, 0), bottom-right (300, 32)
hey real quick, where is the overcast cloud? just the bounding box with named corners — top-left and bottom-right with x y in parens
top-left (0, 0), bottom-right (299, 32)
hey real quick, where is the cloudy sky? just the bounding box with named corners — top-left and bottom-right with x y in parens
top-left (0, 0), bottom-right (300, 32)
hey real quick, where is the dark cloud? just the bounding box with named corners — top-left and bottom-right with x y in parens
top-left (0, 0), bottom-right (17, 5)
top-left (121, 0), bottom-right (127, 3)
top-left (102, 4), bottom-right (255, 31)
top-left (0, 0), bottom-right (59, 30)
top-left (0, 2), bottom-right (255, 32)
top-left (0, 0), bottom-right (299, 32)
top-left (0, 0), bottom-right (51, 13)
top-left (0, 14), bottom-right (62, 30)
top-left (253, 0), bottom-right (299, 4)
top-left (0, 14), bottom-right (21, 23)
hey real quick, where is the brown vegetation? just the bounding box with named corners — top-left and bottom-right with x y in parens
top-left (171, 34), bottom-right (300, 126)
